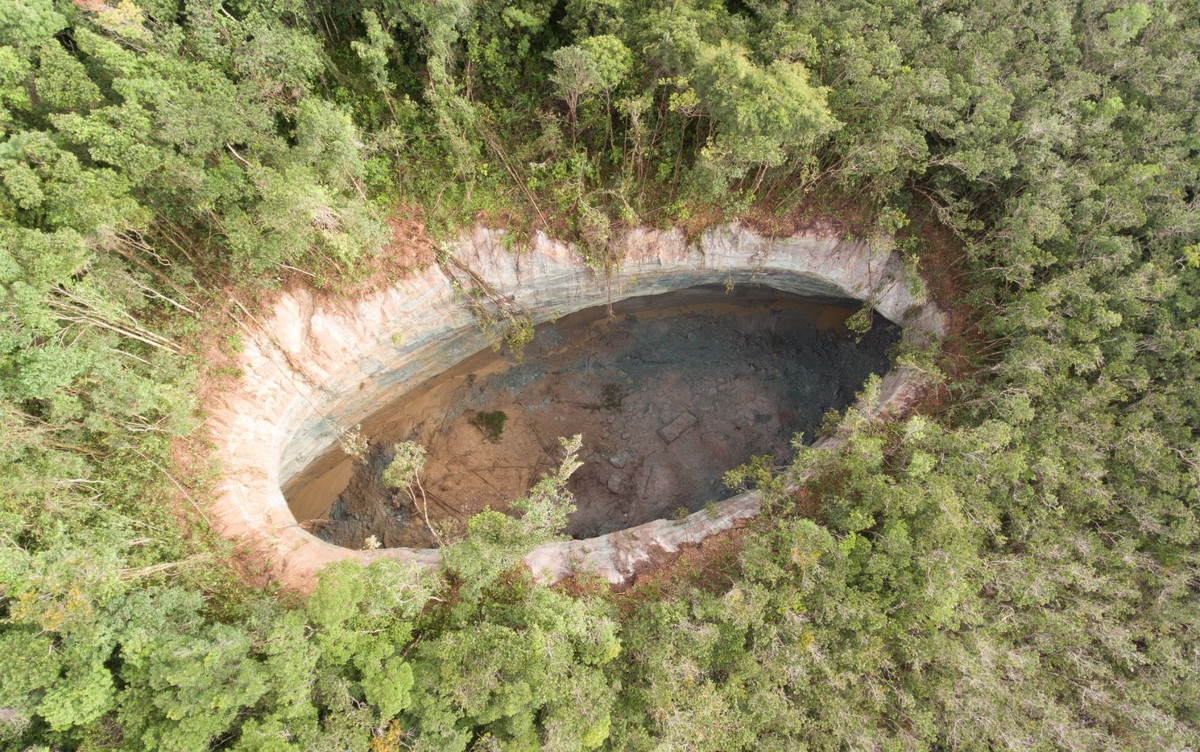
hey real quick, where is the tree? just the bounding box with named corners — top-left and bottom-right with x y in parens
top-left (383, 441), bottom-right (441, 545)
top-left (441, 435), bottom-right (583, 598)
top-left (550, 44), bottom-right (599, 142)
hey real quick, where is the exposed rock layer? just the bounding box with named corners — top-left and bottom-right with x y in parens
top-left (207, 223), bottom-right (946, 591)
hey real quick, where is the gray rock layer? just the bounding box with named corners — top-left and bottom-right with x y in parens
top-left (207, 223), bottom-right (946, 591)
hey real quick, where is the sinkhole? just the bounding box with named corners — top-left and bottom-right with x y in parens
top-left (283, 284), bottom-right (900, 549)
top-left (208, 225), bottom-right (944, 588)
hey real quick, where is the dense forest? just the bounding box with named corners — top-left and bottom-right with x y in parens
top-left (1, 0), bottom-right (1198, 749)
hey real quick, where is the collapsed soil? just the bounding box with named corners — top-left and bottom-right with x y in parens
top-left (285, 285), bottom-right (900, 549)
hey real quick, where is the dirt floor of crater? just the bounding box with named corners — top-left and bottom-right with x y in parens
top-left (285, 285), bottom-right (900, 549)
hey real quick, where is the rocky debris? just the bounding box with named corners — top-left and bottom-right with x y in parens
top-left (607, 471), bottom-right (625, 494)
top-left (609, 448), bottom-right (636, 468)
top-left (639, 460), bottom-right (682, 505)
top-left (658, 411), bottom-right (698, 443)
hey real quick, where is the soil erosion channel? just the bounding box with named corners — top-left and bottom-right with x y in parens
top-left (284, 285), bottom-right (899, 548)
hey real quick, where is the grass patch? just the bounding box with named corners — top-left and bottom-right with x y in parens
top-left (600, 383), bottom-right (625, 410)
top-left (471, 410), bottom-right (508, 442)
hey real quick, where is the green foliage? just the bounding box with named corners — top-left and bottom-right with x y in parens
top-left (844, 304), bottom-right (874, 340)
top-left (599, 382), bottom-right (624, 410)
top-left (406, 571), bottom-right (620, 752)
top-left (442, 435), bottom-right (582, 597)
top-left (337, 424), bottom-right (370, 460)
top-left (470, 410), bottom-right (508, 442)
top-left (578, 35), bottom-right (631, 94)
top-left (351, 10), bottom-right (393, 91)
top-left (722, 454), bottom-right (781, 496)
top-left (382, 440), bottom-right (427, 489)
top-left (0, 0), bottom-right (66, 51)
top-left (1106, 3), bottom-right (1153, 45)
top-left (509, 434), bottom-right (583, 535)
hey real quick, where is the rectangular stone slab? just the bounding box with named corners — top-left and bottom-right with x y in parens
top-left (658, 411), bottom-right (698, 443)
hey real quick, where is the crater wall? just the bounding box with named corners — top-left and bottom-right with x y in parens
top-left (207, 223), bottom-right (946, 590)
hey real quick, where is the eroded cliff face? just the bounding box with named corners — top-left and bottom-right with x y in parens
top-left (207, 223), bottom-right (946, 591)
